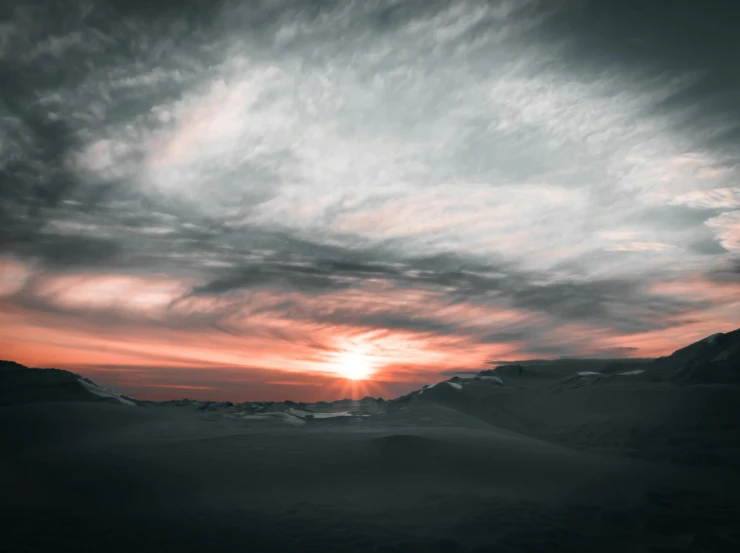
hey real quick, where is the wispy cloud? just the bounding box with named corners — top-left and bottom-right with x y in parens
top-left (672, 188), bottom-right (740, 209)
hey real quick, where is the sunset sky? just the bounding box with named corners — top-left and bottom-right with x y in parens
top-left (1, 0), bottom-right (738, 401)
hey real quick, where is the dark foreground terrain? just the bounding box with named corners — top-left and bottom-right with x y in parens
top-left (2, 329), bottom-right (739, 553)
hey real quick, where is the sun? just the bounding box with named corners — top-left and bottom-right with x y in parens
top-left (333, 351), bottom-right (374, 381)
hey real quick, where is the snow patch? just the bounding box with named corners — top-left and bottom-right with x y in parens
top-left (419, 382), bottom-right (440, 395)
top-left (615, 369), bottom-right (645, 376)
top-left (288, 408), bottom-right (313, 418)
top-left (77, 378), bottom-right (135, 406)
top-left (277, 413), bottom-right (306, 426)
top-left (479, 375), bottom-right (504, 385)
top-left (446, 382), bottom-right (462, 390)
top-left (577, 371), bottom-right (603, 377)
top-left (241, 412), bottom-right (306, 426)
top-left (287, 408), bottom-right (354, 419)
top-left (310, 412), bottom-right (353, 419)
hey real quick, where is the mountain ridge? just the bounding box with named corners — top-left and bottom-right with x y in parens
top-left (2, 327), bottom-right (738, 408)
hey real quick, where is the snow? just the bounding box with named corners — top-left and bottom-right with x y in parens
top-left (479, 376), bottom-right (504, 385)
top-left (419, 381), bottom-right (463, 393)
top-left (577, 371), bottom-right (602, 377)
top-left (288, 408), bottom-right (313, 418)
top-left (615, 369), bottom-right (645, 376)
top-left (241, 413), bottom-right (306, 426)
top-left (310, 412), bottom-right (353, 419)
top-left (277, 413), bottom-right (306, 426)
top-left (240, 415), bottom-right (271, 421)
top-left (286, 408), bottom-right (354, 419)
top-left (77, 378), bottom-right (135, 406)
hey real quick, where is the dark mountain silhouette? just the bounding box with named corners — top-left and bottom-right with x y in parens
top-left (0, 360), bottom-right (136, 407)
top-left (482, 358), bottom-right (650, 379)
top-left (391, 328), bottom-right (740, 468)
top-left (651, 328), bottom-right (740, 384)
top-left (479, 329), bottom-right (740, 385)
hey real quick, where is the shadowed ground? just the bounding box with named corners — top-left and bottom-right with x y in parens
top-left (2, 399), bottom-right (739, 553)
top-left (2, 331), bottom-right (739, 552)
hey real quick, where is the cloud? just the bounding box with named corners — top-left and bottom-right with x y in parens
top-left (1, 0), bottom-right (738, 399)
top-left (536, 1), bottom-right (740, 153)
top-left (706, 211), bottom-right (740, 252)
top-left (30, 274), bottom-right (188, 315)
top-left (707, 257), bottom-right (740, 283)
top-left (0, 257), bottom-right (32, 297)
top-left (672, 188), bottom-right (740, 209)
top-left (608, 242), bottom-right (676, 252)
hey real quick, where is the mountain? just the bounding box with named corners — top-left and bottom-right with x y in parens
top-left (0, 361), bottom-right (136, 407)
top-left (482, 358), bottom-right (651, 380)
top-left (481, 329), bottom-right (740, 385)
top-left (651, 328), bottom-right (740, 384)
top-left (392, 328), bottom-right (740, 467)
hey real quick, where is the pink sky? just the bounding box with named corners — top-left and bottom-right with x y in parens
top-left (2, 260), bottom-right (738, 401)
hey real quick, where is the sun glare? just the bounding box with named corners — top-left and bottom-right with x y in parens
top-left (333, 351), bottom-right (374, 381)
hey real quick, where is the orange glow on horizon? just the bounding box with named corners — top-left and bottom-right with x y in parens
top-left (325, 373), bottom-right (391, 400)
top-left (3, 262), bottom-right (739, 402)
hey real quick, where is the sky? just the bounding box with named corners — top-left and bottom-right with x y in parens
top-left (1, 0), bottom-right (739, 401)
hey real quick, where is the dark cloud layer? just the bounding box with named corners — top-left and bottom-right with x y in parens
top-left (540, 0), bottom-right (740, 154)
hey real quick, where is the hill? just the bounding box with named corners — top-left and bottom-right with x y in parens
top-left (0, 360), bottom-right (136, 407)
